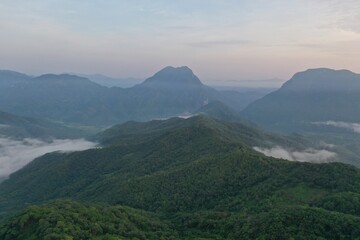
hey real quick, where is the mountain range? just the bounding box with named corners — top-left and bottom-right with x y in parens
top-left (1, 115), bottom-right (360, 239)
top-left (2, 67), bottom-right (360, 130)
top-left (2, 67), bottom-right (360, 239)
top-left (0, 67), bottom-right (261, 126)
top-left (76, 73), bottom-right (143, 88)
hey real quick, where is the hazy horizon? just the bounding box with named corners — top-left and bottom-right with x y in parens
top-left (1, 0), bottom-right (360, 87)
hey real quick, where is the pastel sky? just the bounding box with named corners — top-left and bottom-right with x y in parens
top-left (0, 0), bottom-right (360, 86)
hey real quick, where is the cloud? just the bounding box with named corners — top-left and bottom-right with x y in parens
top-left (0, 138), bottom-right (97, 178)
top-left (169, 25), bottom-right (198, 30)
top-left (313, 121), bottom-right (360, 133)
top-left (254, 146), bottom-right (336, 163)
top-left (187, 39), bottom-right (255, 48)
top-left (329, 1), bottom-right (360, 33)
top-left (319, 141), bottom-right (336, 149)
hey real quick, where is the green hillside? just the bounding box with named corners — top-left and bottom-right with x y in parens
top-left (1, 116), bottom-right (360, 239)
top-left (194, 101), bottom-right (243, 122)
top-left (3, 200), bottom-right (360, 240)
top-left (95, 115), bottom-right (307, 149)
top-left (0, 110), bottom-right (95, 139)
top-left (0, 200), bottom-right (177, 240)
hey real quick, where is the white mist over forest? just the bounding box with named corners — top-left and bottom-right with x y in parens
top-left (0, 137), bottom-right (96, 178)
top-left (254, 146), bottom-right (336, 163)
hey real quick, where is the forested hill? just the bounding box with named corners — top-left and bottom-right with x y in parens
top-left (0, 110), bottom-right (92, 139)
top-left (1, 115), bottom-right (360, 239)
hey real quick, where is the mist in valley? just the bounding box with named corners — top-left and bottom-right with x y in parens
top-left (314, 121), bottom-right (360, 134)
top-left (254, 146), bottom-right (337, 163)
top-left (0, 137), bottom-right (97, 179)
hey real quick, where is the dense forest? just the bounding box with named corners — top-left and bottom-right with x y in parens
top-left (1, 116), bottom-right (360, 239)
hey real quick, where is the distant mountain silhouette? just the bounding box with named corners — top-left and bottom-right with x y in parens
top-left (0, 70), bottom-right (31, 86)
top-left (140, 66), bottom-right (203, 89)
top-left (242, 68), bottom-right (360, 132)
top-left (76, 73), bottom-right (142, 88)
top-left (0, 67), bottom-right (252, 126)
top-left (0, 72), bottom-right (111, 124)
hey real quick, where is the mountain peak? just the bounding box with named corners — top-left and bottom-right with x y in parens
top-left (281, 68), bottom-right (360, 91)
top-left (295, 68), bottom-right (356, 77)
top-left (155, 66), bottom-right (193, 75)
top-left (140, 66), bottom-right (203, 89)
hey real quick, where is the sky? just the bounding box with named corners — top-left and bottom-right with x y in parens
top-left (0, 0), bottom-right (360, 86)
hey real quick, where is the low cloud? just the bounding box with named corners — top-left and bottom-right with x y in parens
top-left (313, 121), bottom-right (360, 133)
top-left (319, 141), bottom-right (336, 149)
top-left (178, 113), bottom-right (195, 119)
top-left (0, 137), bottom-right (97, 178)
top-left (254, 146), bottom-right (336, 163)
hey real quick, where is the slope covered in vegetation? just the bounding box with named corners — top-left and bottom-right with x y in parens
top-left (0, 110), bottom-right (94, 139)
top-left (0, 200), bottom-right (176, 240)
top-left (1, 116), bottom-right (360, 239)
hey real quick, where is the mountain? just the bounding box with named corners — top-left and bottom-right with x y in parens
top-left (0, 67), bottom-right (251, 126)
top-left (0, 110), bottom-right (92, 139)
top-left (0, 73), bottom-right (114, 125)
top-left (242, 68), bottom-right (360, 132)
top-left (117, 66), bottom-right (269, 119)
top-left (1, 116), bottom-right (360, 239)
top-left (94, 114), bottom-right (309, 149)
top-left (0, 70), bottom-right (31, 86)
top-left (194, 101), bottom-right (245, 122)
top-left (139, 66), bottom-right (203, 89)
top-left (77, 73), bottom-right (143, 88)
top-left (124, 66), bottom-right (223, 120)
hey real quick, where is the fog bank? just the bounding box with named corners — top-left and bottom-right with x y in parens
top-left (254, 146), bottom-right (336, 163)
top-left (0, 137), bottom-right (97, 178)
top-left (314, 121), bottom-right (360, 134)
